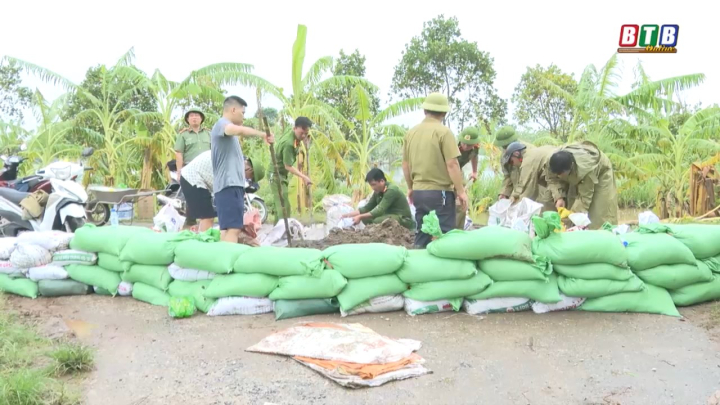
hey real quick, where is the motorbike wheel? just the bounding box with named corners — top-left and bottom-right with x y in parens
top-left (248, 198), bottom-right (268, 224)
top-left (86, 200), bottom-right (110, 226)
top-left (65, 217), bottom-right (86, 233)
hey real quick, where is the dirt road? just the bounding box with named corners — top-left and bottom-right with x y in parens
top-left (7, 295), bottom-right (720, 405)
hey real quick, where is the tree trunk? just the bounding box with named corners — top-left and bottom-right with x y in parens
top-left (140, 147), bottom-right (153, 190)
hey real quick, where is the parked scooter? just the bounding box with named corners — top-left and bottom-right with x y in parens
top-left (0, 155), bottom-right (27, 183)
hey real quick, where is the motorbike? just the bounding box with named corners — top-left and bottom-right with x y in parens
top-left (0, 155), bottom-right (28, 184)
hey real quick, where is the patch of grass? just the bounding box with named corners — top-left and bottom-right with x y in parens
top-left (50, 343), bottom-right (94, 375)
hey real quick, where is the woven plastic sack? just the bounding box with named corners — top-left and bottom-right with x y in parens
top-left (670, 276), bottom-right (720, 306)
top-left (66, 264), bottom-right (122, 295)
top-left (207, 296), bottom-right (274, 316)
top-left (52, 249), bottom-right (97, 266)
top-left (0, 260), bottom-right (20, 275)
top-left (621, 232), bottom-right (696, 271)
top-left (273, 299), bottom-right (340, 320)
top-left (122, 265), bottom-right (173, 291)
top-left (38, 279), bottom-right (91, 297)
top-left (168, 263), bottom-right (216, 282)
top-left (97, 253), bottom-right (131, 273)
top-left (462, 297), bottom-right (532, 315)
top-left (167, 279), bottom-right (215, 313)
top-left (323, 243), bottom-right (407, 279)
top-left (531, 294), bottom-right (586, 314)
top-left (70, 224), bottom-right (152, 255)
top-left (168, 297), bottom-right (196, 318)
top-left (633, 262), bottom-right (713, 290)
top-left (0, 274), bottom-right (38, 298)
top-left (120, 230), bottom-right (200, 266)
top-left (420, 211), bottom-right (442, 239)
top-left (340, 295), bottom-right (405, 317)
top-left (27, 265), bottom-right (68, 281)
top-left (578, 284), bottom-right (680, 317)
top-left (553, 263), bottom-right (633, 281)
top-left (132, 282), bottom-right (170, 306)
top-left (269, 270), bottom-right (347, 300)
top-left (468, 273), bottom-right (561, 303)
top-left (336, 274), bottom-right (408, 312)
top-left (638, 223), bottom-right (720, 259)
top-left (403, 297), bottom-right (462, 316)
top-left (532, 230), bottom-right (628, 267)
top-left (233, 246), bottom-right (324, 277)
top-left (403, 272), bottom-right (493, 302)
top-left (17, 231), bottom-right (73, 252)
top-left (426, 227), bottom-right (533, 262)
top-left (0, 237), bottom-right (17, 260)
top-left (10, 244), bottom-right (51, 269)
top-left (396, 250), bottom-right (477, 284)
top-left (117, 281), bottom-right (133, 296)
top-left (478, 256), bottom-right (552, 282)
top-left (557, 275), bottom-right (645, 299)
top-left (174, 240), bottom-right (250, 274)
top-left (204, 273), bottom-right (278, 299)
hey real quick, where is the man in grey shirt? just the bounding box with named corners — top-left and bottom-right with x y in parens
top-left (211, 96), bottom-right (274, 243)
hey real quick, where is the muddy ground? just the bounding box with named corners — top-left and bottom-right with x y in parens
top-left (292, 219), bottom-right (416, 249)
top-left (7, 295), bottom-right (720, 405)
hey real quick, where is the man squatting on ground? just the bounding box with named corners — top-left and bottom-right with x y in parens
top-left (340, 168), bottom-right (416, 230)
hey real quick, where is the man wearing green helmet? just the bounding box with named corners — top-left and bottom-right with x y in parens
top-left (174, 108), bottom-right (211, 183)
top-left (455, 126), bottom-right (481, 229)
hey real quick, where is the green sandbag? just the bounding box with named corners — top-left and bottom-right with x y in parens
top-left (38, 279), bottom-right (91, 297)
top-left (268, 270), bottom-right (347, 300)
top-left (204, 273), bottom-right (278, 299)
top-left (532, 230), bottom-right (628, 266)
top-left (553, 263), bottom-right (634, 281)
top-left (69, 224), bottom-right (152, 255)
top-left (478, 256), bottom-right (552, 282)
top-left (94, 287), bottom-right (112, 296)
top-left (427, 227), bottom-right (533, 262)
top-left (0, 274), bottom-right (38, 298)
top-left (639, 223), bottom-right (720, 259)
top-left (621, 232), bottom-right (696, 271)
top-left (557, 275), bottom-right (645, 299)
top-left (578, 284), bottom-right (680, 317)
top-left (403, 272), bottom-right (493, 301)
top-left (670, 276), bottom-right (720, 306)
top-left (233, 246), bottom-right (324, 277)
top-left (703, 256), bottom-right (720, 273)
top-left (122, 265), bottom-right (172, 291)
top-left (120, 231), bottom-right (201, 266)
top-left (273, 298), bottom-right (340, 320)
top-left (66, 265), bottom-right (121, 295)
top-left (97, 253), bottom-right (131, 273)
top-left (396, 249), bottom-right (477, 283)
top-left (132, 282), bottom-right (170, 306)
top-left (634, 262), bottom-right (713, 290)
top-left (167, 280), bottom-right (216, 313)
top-left (168, 297), bottom-right (196, 318)
top-left (174, 240), bottom-right (250, 274)
top-left (323, 243), bottom-right (407, 279)
top-left (336, 274), bottom-right (408, 311)
top-left (468, 273), bottom-right (561, 303)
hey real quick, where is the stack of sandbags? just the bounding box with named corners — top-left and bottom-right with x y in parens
top-left (35, 248), bottom-right (97, 297)
top-left (426, 226), bottom-right (546, 315)
top-left (636, 224), bottom-right (720, 306)
top-left (1, 240), bottom-right (45, 298)
top-left (68, 225), bottom-right (152, 297)
top-left (534, 229), bottom-right (678, 316)
top-left (325, 244), bottom-right (409, 316)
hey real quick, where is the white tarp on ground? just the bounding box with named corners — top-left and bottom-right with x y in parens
top-left (260, 218), bottom-right (306, 247)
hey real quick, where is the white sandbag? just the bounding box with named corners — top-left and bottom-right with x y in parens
top-left (340, 295), bottom-right (405, 317)
top-left (326, 204), bottom-right (364, 234)
top-left (10, 244), bottom-right (52, 269)
top-left (487, 198), bottom-right (543, 235)
top-left (117, 281), bottom-right (133, 296)
top-left (207, 296), bottom-right (274, 316)
top-left (16, 230), bottom-right (73, 252)
top-left (403, 297), bottom-right (459, 316)
top-left (0, 238), bottom-right (17, 260)
top-left (167, 263), bottom-right (216, 281)
top-left (321, 194), bottom-right (352, 211)
top-left (531, 294), bottom-right (586, 314)
top-left (462, 297), bottom-right (532, 315)
top-left (260, 218), bottom-right (305, 247)
top-left (153, 204), bottom-right (186, 232)
top-left (27, 264), bottom-right (68, 281)
top-left (52, 249), bottom-right (97, 266)
top-left (0, 260), bottom-right (20, 275)
top-left (639, 210), bottom-right (660, 225)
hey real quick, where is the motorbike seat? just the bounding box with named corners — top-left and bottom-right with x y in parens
top-left (0, 187), bottom-right (30, 205)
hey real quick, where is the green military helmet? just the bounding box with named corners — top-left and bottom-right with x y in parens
top-left (246, 158), bottom-right (265, 183)
top-left (494, 125), bottom-right (518, 148)
top-left (459, 127), bottom-right (480, 145)
top-left (422, 92), bottom-right (450, 113)
top-left (184, 108), bottom-right (205, 125)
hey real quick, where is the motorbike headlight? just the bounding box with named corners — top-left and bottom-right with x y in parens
top-left (51, 166), bottom-right (71, 180)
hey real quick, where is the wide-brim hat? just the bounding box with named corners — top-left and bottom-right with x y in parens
top-left (422, 92), bottom-right (450, 113)
top-left (184, 109), bottom-right (205, 125)
top-left (494, 125), bottom-right (518, 148)
top-left (459, 127), bottom-right (480, 145)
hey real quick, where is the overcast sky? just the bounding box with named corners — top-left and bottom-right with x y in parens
top-left (1, 0), bottom-right (716, 132)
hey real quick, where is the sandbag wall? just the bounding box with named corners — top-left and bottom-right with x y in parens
top-left (3, 222), bottom-right (720, 320)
